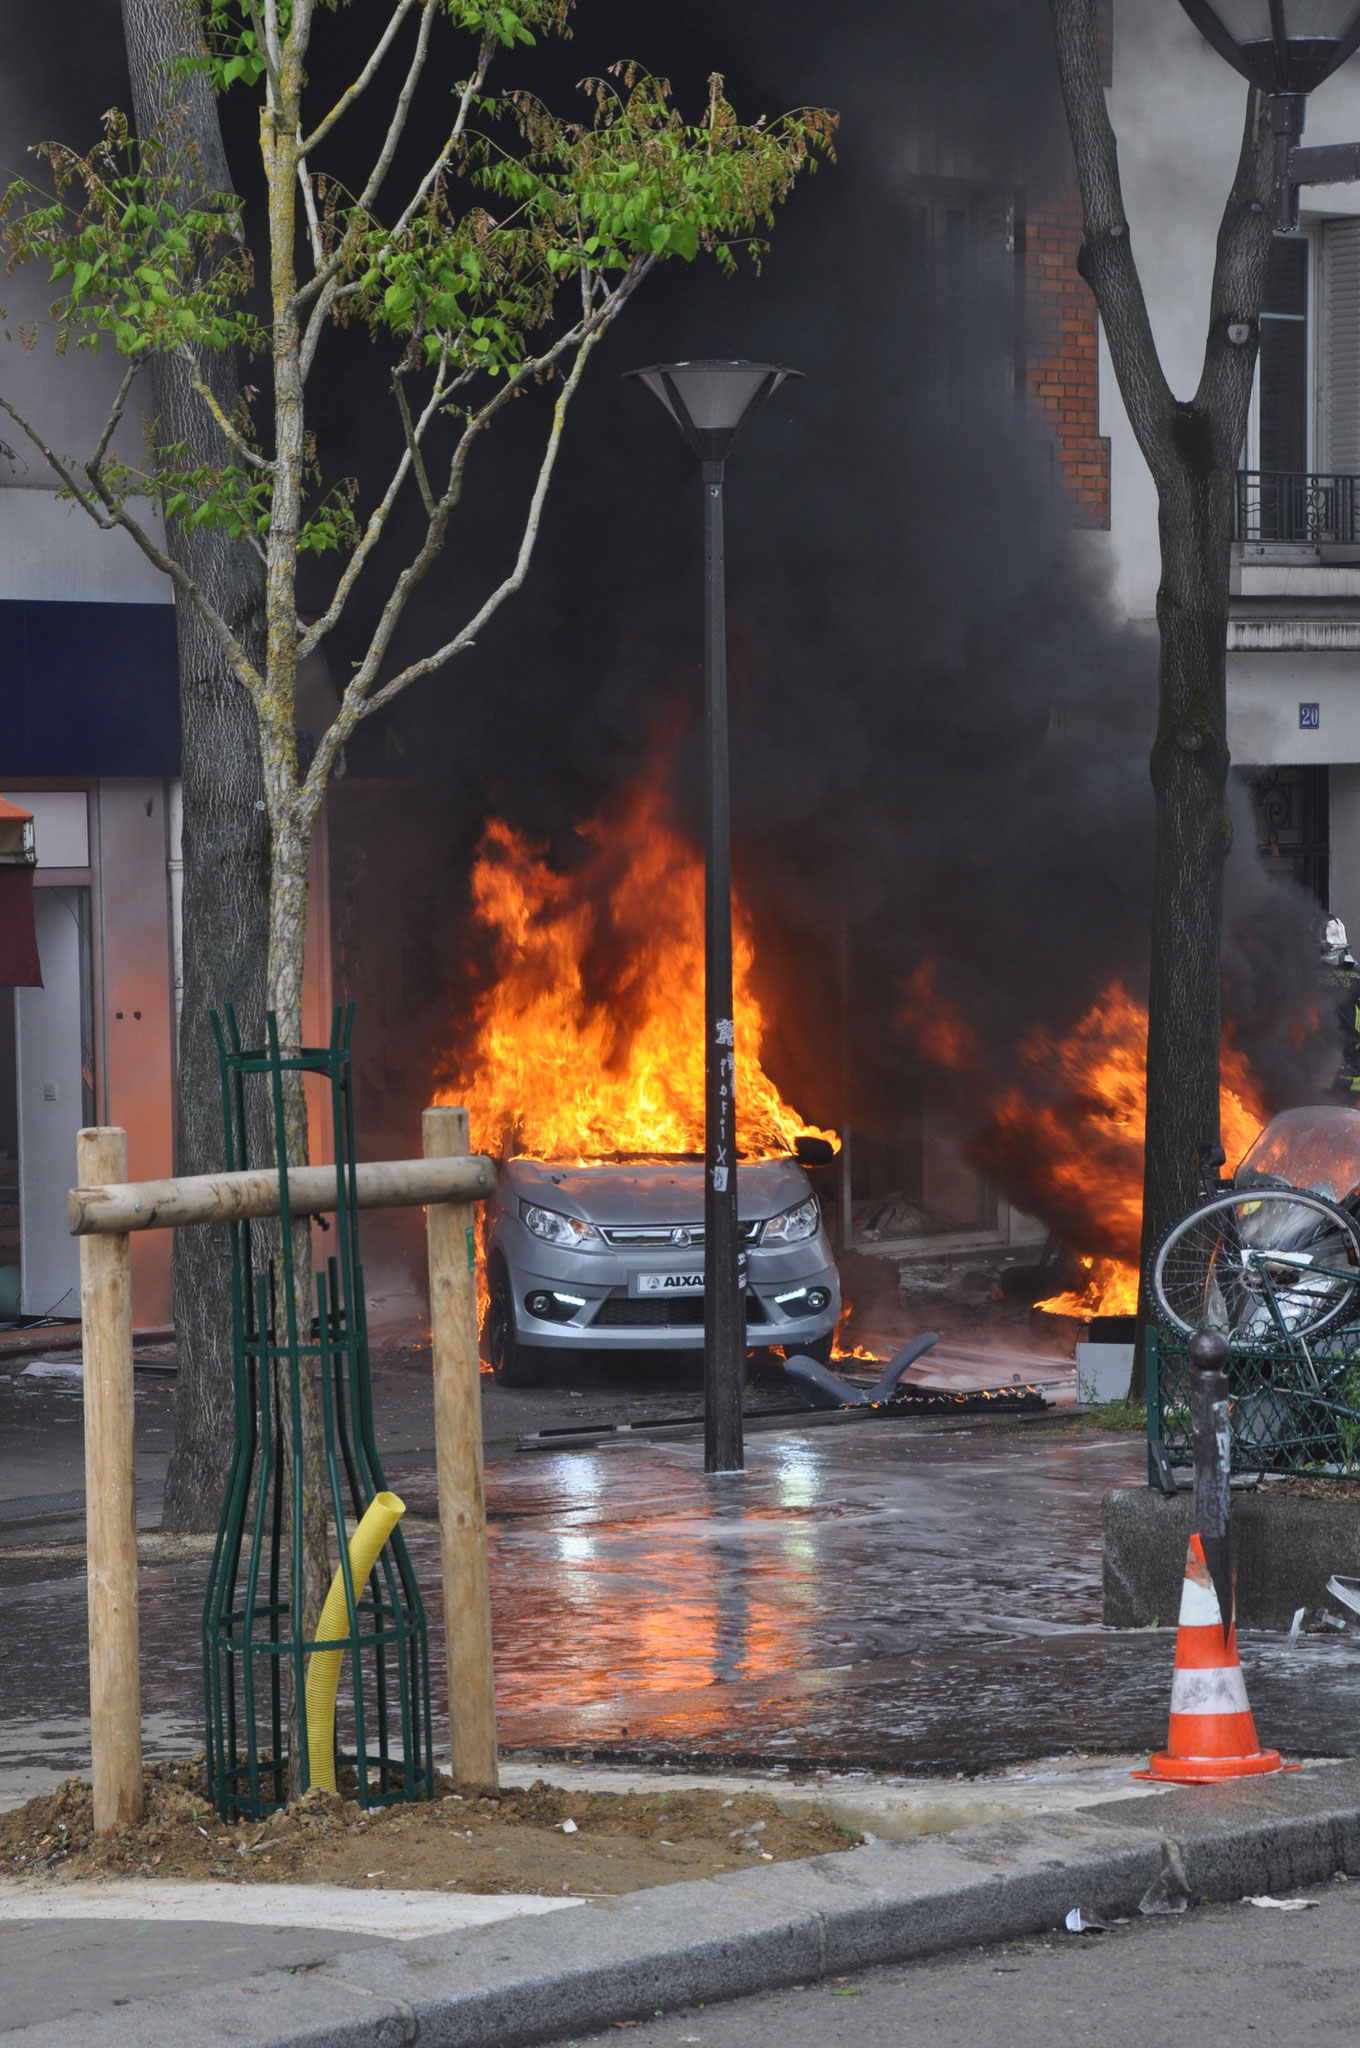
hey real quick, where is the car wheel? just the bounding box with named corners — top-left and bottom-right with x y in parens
top-left (488, 1264), bottom-right (537, 1387)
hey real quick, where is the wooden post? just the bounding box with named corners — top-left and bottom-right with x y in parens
top-left (424, 1105), bottom-right (498, 1787)
top-left (78, 1127), bottom-right (143, 1831)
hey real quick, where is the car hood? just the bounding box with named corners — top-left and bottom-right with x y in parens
top-left (501, 1157), bottom-right (813, 1225)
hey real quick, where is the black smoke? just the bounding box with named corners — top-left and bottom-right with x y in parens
top-left (334, 0), bottom-right (1333, 1202)
top-left (14, 0), bottom-right (1337, 1221)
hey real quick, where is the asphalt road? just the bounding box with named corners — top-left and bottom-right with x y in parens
top-left (548, 1877), bottom-right (1360, 2048)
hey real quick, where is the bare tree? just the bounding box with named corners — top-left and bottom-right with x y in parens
top-left (120, 0), bottom-right (269, 1533)
top-left (1049, 0), bottom-right (1274, 1391)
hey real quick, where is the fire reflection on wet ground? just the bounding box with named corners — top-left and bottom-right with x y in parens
top-left (5, 1421), bottom-right (1360, 1798)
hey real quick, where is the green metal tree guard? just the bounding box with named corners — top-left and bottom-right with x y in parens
top-left (202, 1003), bottom-right (433, 1821)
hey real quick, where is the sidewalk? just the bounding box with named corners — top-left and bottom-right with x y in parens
top-left (4, 1759), bottom-right (1359, 2044)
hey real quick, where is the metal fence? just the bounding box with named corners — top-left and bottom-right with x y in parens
top-left (1148, 1325), bottom-right (1360, 1479)
top-left (1234, 469), bottom-right (1360, 545)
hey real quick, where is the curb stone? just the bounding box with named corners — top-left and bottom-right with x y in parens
top-left (10, 1760), bottom-right (1360, 2047)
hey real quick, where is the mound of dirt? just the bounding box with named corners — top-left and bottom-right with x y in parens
top-left (0, 1761), bottom-right (855, 1896)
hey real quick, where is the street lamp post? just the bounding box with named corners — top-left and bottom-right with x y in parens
top-left (1179, 0), bottom-right (1360, 226)
top-left (626, 360), bottom-right (802, 1475)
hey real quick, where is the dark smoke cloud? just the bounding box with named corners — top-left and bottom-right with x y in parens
top-left (361, 0), bottom-right (1332, 1201)
top-left (12, 1), bottom-right (1337, 1219)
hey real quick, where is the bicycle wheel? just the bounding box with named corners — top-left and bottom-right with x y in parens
top-left (1149, 1187), bottom-right (1360, 1340)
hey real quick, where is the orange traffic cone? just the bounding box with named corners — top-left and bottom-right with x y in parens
top-left (1148, 1533), bottom-right (1282, 1783)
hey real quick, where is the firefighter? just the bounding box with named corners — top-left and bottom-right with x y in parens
top-left (1322, 917), bottom-right (1360, 1099)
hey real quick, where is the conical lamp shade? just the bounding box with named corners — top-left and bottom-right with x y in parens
top-left (626, 360), bottom-right (801, 460)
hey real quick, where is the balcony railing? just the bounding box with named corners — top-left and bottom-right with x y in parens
top-left (1235, 469), bottom-right (1360, 545)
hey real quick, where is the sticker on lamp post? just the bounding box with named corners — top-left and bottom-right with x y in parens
top-left (1300, 702), bottom-right (1321, 730)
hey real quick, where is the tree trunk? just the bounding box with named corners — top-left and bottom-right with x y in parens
top-left (120, 0), bottom-right (271, 1532)
top-left (1049, 0), bottom-right (1273, 1401)
top-left (1134, 454), bottom-right (1236, 1394)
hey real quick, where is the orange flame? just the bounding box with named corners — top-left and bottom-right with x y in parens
top-left (437, 782), bottom-right (836, 1165)
top-left (996, 981), bottom-right (1266, 1316)
top-left (903, 970), bottom-right (1269, 1320)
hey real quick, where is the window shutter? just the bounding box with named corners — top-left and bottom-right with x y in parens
top-left (1322, 217), bottom-right (1360, 474)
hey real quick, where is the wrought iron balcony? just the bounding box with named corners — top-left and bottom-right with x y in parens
top-left (1235, 469), bottom-right (1360, 545)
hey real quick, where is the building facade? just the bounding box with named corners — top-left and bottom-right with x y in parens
top-left (1092, 0), bottom-right (1360, 938)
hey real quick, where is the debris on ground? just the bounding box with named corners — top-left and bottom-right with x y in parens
top-left (0, 1761), bottom-right (855, 1895)
top-left (1138, 1842), bottom-right (1190, 1916)
top-left (1063, 1906), bottom-right (1109, 1932)
top-left (1245, 1894), bottom-right (1319, 1911)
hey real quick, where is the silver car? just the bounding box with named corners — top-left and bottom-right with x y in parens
top-left (484, 1156), bottom-right (840, 1384)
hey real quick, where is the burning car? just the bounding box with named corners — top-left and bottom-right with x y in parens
top-left (485, 1153), bottom-right (840, 1384)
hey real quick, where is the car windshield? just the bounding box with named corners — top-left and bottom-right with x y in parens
top-left (1235, 1105), bottom-right (1360, 1202)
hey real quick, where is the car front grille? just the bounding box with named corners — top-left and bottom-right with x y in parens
top-left (592, 1292), bottom-right (765, 1328)
top-left (599, 1221), bottom-right (763, 1248)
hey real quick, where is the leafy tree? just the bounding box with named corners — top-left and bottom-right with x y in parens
top-left (0, 1), bottom-right (833, 1590)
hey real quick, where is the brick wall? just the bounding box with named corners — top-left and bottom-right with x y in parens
top-left (1020, 170), bottom-right (1110, 529)
top-left (1018, 0), bottom-right (1111, 529)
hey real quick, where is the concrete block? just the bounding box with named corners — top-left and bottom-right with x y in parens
top-left (1104, 1486), bottom-right (1360, 1630)
top-left (1075, 1342), bottom-right (1133, 1404)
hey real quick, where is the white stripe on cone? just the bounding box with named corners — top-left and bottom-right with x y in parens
top-left (1176, 1575), bottom-right (1226, 1629)
top-left (1169, 1663), bottom-right (1252, 1716)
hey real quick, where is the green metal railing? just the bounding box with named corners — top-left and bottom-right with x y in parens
top-left (1148, 1323), bottom-right (1360, 1479)
top-left (202, 1004), bottom-right (434, 1822)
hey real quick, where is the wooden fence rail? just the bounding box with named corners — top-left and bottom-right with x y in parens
top-left (70, 1111), bottom-right (498, 1833)
top-left (69, 1153), bottom-right (493, 1236)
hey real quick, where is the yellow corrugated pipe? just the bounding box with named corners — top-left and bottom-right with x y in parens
top-left (303, 1490), bottom-right (406, 1794)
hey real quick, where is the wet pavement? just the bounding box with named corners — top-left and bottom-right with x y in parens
top-left (6, 1400), bottom-right (1360, 1806)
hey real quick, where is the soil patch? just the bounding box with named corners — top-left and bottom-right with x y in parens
top-left (0, 1762), bottom-right (855, 1897)
top-left (1264, 1474), bottom-right (1360, 1501)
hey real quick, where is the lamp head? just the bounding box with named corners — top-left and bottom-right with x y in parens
top-left (1179, 0), bottom-right (1360, 95)
top-left (624, 359), bottom-right (802, 462)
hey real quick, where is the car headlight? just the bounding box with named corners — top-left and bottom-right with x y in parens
top-left (760, 1196), bottom-right (821, 1245)
top-left (520, 1201), bottom-right (605, 1251)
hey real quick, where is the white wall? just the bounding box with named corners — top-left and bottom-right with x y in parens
top-left (0, 490), bottom-right (170, 605)
top-left (1229, 650), bottom-right (1360, 763)
top-left (0, 95), bottom-right (172, 607)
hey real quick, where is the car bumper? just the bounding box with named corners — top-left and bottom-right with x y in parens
top-left (490, 1217), bottom-right (841, 1352)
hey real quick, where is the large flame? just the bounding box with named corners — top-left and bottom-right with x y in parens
top-left (439, 783), bottom-right (836, 1164)
top-left (903, 969), bottom-right (1269, 1319)
top-left (988, 981), bottom-right (1266, 1315)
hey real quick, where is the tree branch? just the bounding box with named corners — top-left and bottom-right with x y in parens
top-left (292, 35), bottom-right (492, 370)
top-left (0, 387), bottom-right (265, 696)
top-left (384, 40), bottom-right (494, 240)
top-left (297, 148), bottom-right (325, 268)
top-left (242, 0), bottom-right (284, 110)
top-left (393, 372), bottom-right (436, 516)
top-left (295, 351), bottom-right (450, 658)
top-left (1049, 0), bottom-right (1177, 478)
top-left (185, 362), bottom-right (276, 469)
top-left (1194, 89), bottom-right (1275, 450)
top-left (88, 360), bottom-right (142, 474)
top-left (357, 0), bottom-right (440, 215)
top-left (299, 277), bottom-right (651, 821)
top-left (300, 0), bottom-right (421, 156)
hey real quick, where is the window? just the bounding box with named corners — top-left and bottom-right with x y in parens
top-left (1321, 215), bottom-right (1360, 474)
top-left (1259, 237), bottom-right (1310, 476)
